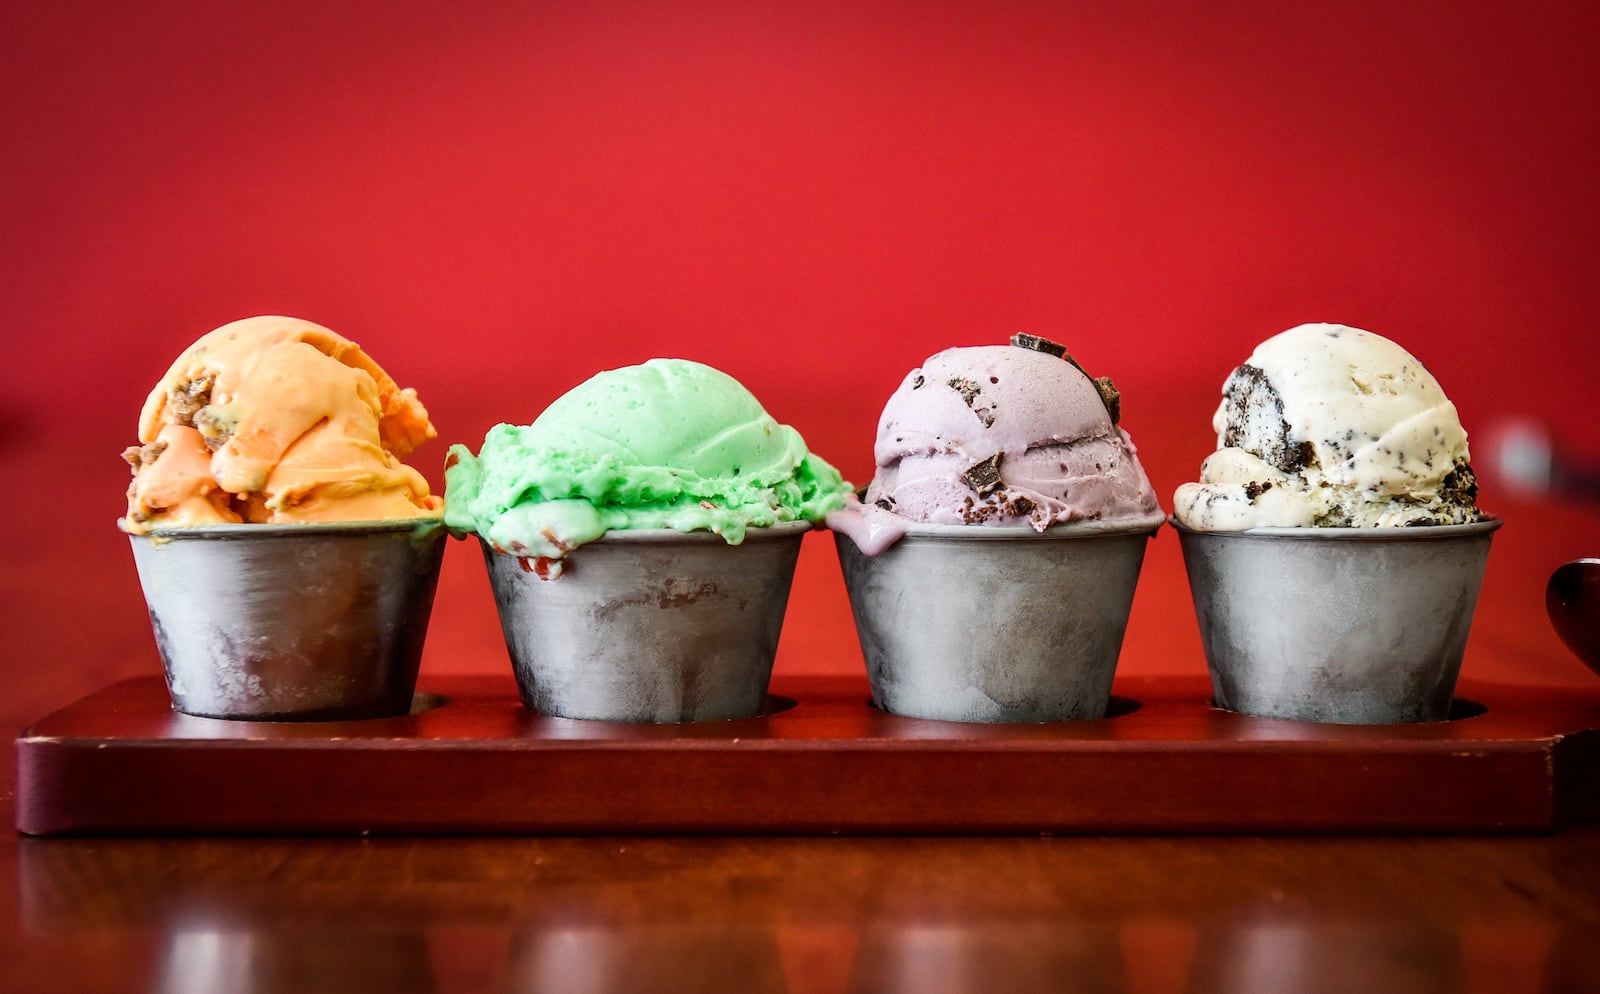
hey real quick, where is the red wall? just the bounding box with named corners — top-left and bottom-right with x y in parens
top-left (5, 2), bottom-right (1598, 706)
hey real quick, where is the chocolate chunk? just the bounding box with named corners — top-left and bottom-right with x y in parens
top-left (1010, 333), bottom-right (1068, 357)
top-left (1093, 376), bottom-right (1121, 424)
top-left (874, 497), bottom-right (895, 511)
top-left (1283, 440), bottom-right (1317, 473)
top-left (962, 453), bottom-right (1004, 495)
top-left (1009, 495), bottom-right (1036, 516)
top-left (1313, 506), bottom-right (1353, 527)
top-left (963, 503), bottom-right (999, 523)
top-left (1243, 480), bottom-right (1273, 501)
top-left (1010, 333), bottom-right (1096, 382)
top-left (1220, 364), bottom-right (1321, 475)
top-left (947, 376), bottom-right (980, 405)
top-left (1438, 460), bottom-right (1483, 517)
top-left (947, 376), bottom-right (998, 427)
top-left (912, 374), bottom-right (924, 389)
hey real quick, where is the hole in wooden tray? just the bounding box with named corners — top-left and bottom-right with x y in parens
top-left (408, 692), bottom-right (451, 716)
top-left (177, 694), bottom-right (455, 724)
top-left (861, 695), bottom-right (1143, 722)
top-left (506, 696), bottom-right (798, 724)
top-left (1103, 695), bottom-right (1142, 718)
top-left (1204, 697), bottom-right (1489, 724)
top-left (760, 695), bottom-right (799, 718)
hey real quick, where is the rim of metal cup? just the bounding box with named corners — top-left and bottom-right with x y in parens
top-left (537, 519), bottom-right (814, 546)
top-left (1167, 514), bottom-right (1503, 541)
top-left (132, 517), bottom-right (446, 541)
top-left (872, 515), bottom-right (1165, 543)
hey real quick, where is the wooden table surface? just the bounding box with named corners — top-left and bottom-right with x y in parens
top-left (8, 696), bottom-right (1600, 991)
top-left (5, 811), bottom-right (1600, 993)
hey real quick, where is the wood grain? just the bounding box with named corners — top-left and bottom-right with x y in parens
top-left (8, 829), bottom-right (1600, 993)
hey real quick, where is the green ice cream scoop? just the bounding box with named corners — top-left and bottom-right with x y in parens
top-left (444, 359), bottom-right (851, 557)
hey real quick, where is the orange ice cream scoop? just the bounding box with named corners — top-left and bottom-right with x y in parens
top-left (120, 315), bottom-right (444, 534)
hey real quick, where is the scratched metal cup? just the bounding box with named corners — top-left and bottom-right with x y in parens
top-left (482, 522), bottom-right (809, 722)
top-left (128, 520), bottom-right (446, 721)
top-left (834, 521), bottom-right (1159, 723)
top-left (1174, 518), bottom-right (1501, 724)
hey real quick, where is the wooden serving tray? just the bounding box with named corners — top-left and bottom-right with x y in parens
top-left (15, 675), bottom-right (1600, 835)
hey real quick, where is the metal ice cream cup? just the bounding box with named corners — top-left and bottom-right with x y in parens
top-left (481, 521), bottom-right (809, 722)
top-left (1173, 517), bottom-right (1501, 724)
top-left (834, 520), bottom-right (1159, 723)
top-left (127, 520), bottom-right (446, 721)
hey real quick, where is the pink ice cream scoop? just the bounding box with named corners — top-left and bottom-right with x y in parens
top-left (829, 336), bottom-right (1165, 554)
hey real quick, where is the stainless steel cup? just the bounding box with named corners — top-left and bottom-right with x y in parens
top-left (834, 521), bottom-right (1159, 723)
top-left (1174, 518), bottom-right (1502, 724)
top-left (128, 520), bottom-right (446, 721)
top-left (481, 522), bottom-right (809, 722)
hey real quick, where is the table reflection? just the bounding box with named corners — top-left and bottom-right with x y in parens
top-left (21, 840), bottom-right (442, 994)
top-left (506, 923), bottom-right (787, 994)
top-left (1542, 927), bottom-right (1600, 994)
top-left (846, 921), bottom-right (1126, 994)
top-left (15, 836), bottom-right (1596, 994)
top-left (153, 921), bottom-right (437, 994)
top-left (1187, 914), bottom-right (1465, 994)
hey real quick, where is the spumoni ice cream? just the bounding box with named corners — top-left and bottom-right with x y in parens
top-left (444, 358), bottom-right (850, 566)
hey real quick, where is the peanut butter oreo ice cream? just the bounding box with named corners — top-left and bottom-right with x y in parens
top-left (122, 316), bottom-right (442, 532)
top-left (121, 316), bottom-right (445, 721)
